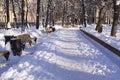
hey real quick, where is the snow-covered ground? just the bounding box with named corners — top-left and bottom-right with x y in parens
top-left (0, 25), bottom-right (120, 80)
top-left (82, 24), bottom-right (120, 50)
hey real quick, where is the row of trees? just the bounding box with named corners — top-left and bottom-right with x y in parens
top-left (95, 0), bottom-right (120, 37)
top-left (1, 0), bottom-right (120, 36)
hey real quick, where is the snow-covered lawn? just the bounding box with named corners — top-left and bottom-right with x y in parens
top-left (0, 25), bottom-right (120, 80)
top-left (82, 24), bottom-right (120, 50)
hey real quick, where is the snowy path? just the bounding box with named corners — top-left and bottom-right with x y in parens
top-left (1, 28), bottom-right (120, 80)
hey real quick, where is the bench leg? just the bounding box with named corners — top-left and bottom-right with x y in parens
top-left (4, 52), bottom-right (10, 61)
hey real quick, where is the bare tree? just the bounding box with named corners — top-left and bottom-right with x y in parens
top-left (11, 0), bottom-right (18, 28)
top-left (45, 0), bottom-right (51, 28)
top-left (25, 0), bottom-right (28, 27)
top-left (82, 0), bottom-right (87, 27)
top-left (36, 0), bottom-right (41, 29)
top-left (95, 0), bottom-right (109, 33)
top-left (6, 0), bottom-right (9, 28)
top-left (110, 0), bottom-right (120, 37)
top-left (62, 0), bottom-right (66, 27)
top-left (21, 0), bottom-right (25, 32)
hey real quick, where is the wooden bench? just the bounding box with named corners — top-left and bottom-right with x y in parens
top-left (4, 35), bottom-right (15, 45)
top-left (45, 27), bottom-right (56, 33)
top-left (0, 51), bottom-right (10, 61)
top-left (14, 33), bottom-right (37, 46)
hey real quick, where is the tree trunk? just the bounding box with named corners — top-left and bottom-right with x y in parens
top-left (82, 0), bottom-right (87, 27)
top-left (21, 0), bottom-right (25, 32)
top-left (25, 0), bottom-right (28, 28)
top-left (95, 1), bottom-right (108, 33)
top-left (6, 0), bottom-right (9, 28)
top-left (16, 1), bottom-right (21, 23)
top-left (36, 0), bottom-right (41, 29)
top-left (45, 0), bottom-right (51, 28)
top-left (26, 8), bottom-right (28, 27)
top-left (111, 0), bottom-right (120, 37)
top-left (11, 0), bottom-right (18, 28)
top-left (62, 0), bottom-right (66, 27)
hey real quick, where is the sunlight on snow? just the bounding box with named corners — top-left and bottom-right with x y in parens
top-left (1, 27), bottom-right (120, 80)
top-left (35, 51), bottom-right (115, 76)
top-left (32, 29), bottom-right (119, 76)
